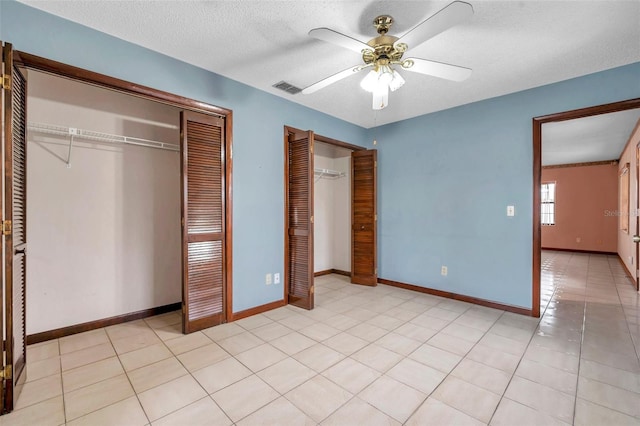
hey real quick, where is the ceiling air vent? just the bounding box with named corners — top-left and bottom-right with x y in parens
top-left (272, 81), bottom-right (302, 95)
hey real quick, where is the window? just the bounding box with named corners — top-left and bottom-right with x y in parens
top-left (541, 182), bottom-right (555, 225)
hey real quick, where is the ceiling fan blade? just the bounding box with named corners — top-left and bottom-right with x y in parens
top-left (302, 65), bottom-right (368, 94)
top-left (402, 57), bottom-right (472, 82)
top-left (395, 1), bottom-right (473, 51)
top-left (309, 28), bottom-right (373, 54)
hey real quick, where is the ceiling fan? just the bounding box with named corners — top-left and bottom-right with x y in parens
top-left (302, 1), bottom-right (474, 110)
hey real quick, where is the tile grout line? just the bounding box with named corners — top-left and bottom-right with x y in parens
top-left (57, 339), bottom-right (68, 424)
top-left (608, 256), bottom-right (640, 363)
top-left (569, 252), bottom-right (590, 425)
top-left (20, 269), bottom-right (638, 425)
top-left (573, 254), bottom-right (640, 421)
top-left (217, 324), bottom-right (297, 424)
top-left (236, 308), bottom-right (354, 424)
top-left (486, 250), bottom-right (569, 425)
top-left (150, 323), bottom-right (236, 424)
top-left (105, 322), bottom-right (152, 426)
top-left (268, 283), bottom-right (468, 424)
top-left (400, 308), bottom-right (508, 425)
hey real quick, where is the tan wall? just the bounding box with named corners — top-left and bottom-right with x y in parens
top-left (541, 163), bottom-right (618, 252)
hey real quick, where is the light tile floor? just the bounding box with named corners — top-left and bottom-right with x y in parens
top-left (3, 251), bottom-right (639, 425)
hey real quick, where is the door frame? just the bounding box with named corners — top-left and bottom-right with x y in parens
top-left (283, 126), bottom-right (367, 305)
top-left (636, 141), bottom-right (640, 292)
top-left (12, 50), bottom-right (234, 322)
top-left (532, 98), bottom-right (640, 317)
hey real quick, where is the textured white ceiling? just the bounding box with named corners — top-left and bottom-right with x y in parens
top-left (542, 109), bottom-right (640, 166)
top-left (18, 0), bottom-right (640, 128)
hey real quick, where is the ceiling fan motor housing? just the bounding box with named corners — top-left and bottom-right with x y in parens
top-left (363, 15), bottom-right (408, 67)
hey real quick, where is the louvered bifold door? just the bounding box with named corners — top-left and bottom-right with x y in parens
top-left (2, 42), bottom-right (27, 413)
top-left (287, 131), bottom-right (314, 310)
top-left (180, 111), bottom-right (226, 333)
top-left (351, 150), bottom-right (377, 286)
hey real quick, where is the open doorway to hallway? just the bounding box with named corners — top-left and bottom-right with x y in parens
top-left (533, 99), bottom-right (640, 317)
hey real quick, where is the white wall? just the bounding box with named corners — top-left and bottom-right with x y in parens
top-left (314, 155), bottom-right (333, 272)
top-left (313, 153), bottom-right (351, 273)
top-left (332, 156), bottom-right (351, 271)
top-left (27, 71), bottom-right (182, 334)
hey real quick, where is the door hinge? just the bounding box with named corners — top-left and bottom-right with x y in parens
top-left (310, 285), bottom-right (314, 294)
top-left (374, 161), bottom-right (377, 167)
top-left (374, 268), bottom-right (378, 275)
top-left (181, 217), bottom-right (185, 227)
top-left (2, 220), bottom-right (12, 236)
top-left (0, 364), bottom-right (12, 379)
top-left (1, 74), bottom-right (10, 90)
top-left (375, 214), bottom-right (377, 221)
top-left (310, 215), bottom-right (314, 224)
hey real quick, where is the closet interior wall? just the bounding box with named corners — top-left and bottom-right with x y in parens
top-left (313, 142), bottom-right (351, 274)
top-left (27, 70), bottom-right (182, 334)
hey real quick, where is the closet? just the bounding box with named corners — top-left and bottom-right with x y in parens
top-left (27, 70), bottom-right (183, 335)
top-left (284, 126), bottom-right (377, 311)
top-left (0, 43), bottom-right (231, 413)
top-left (314, 143), bottom-right (352, 276)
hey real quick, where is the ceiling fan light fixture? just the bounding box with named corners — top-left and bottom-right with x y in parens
top-left (360, 63), bottom-right (403, 109)
top-left (372, 84), bottom-right (388, 110)
top-left (378, 65), bottom-right (394, 85)
top-left (360, 69), bottom-right (379, 93)
top-left (389, 70), bottom-right (405, 92)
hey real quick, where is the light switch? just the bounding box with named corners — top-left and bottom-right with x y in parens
top-left (507, 205), bottom-right (515, 216)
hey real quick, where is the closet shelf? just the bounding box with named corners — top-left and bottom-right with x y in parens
top-left (27, 122), bottom-right (180, 152)
top-left (314, 168), bottom-right (346, 180)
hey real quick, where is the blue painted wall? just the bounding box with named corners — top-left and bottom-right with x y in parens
top-left (3, 1), bottom-right (639, 312)
top-left (1, 1), bottom-right (369, 312)
top-left (370, 62), bottom-right (640, 308)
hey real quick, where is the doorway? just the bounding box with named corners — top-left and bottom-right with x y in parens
top-left (532, 98), bottom-right (640, 317)
top-left (284, 126), bottom-right (377, 310)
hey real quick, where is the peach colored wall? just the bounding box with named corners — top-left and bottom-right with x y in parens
top-left (618, 120), bottom-right (640, 278)
top-left (541, 163), bottom-right (618, 252)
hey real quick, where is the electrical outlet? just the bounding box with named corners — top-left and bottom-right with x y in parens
top-left (274, 273), bottom-right (280, 284)
top-left (441, 266), bottom-right (448, 276)
top-left (576, 237), bottom-right (581, 243)
top-left (507, 205), bottom-right (515, 216)
top-left (266, 273), bottom-right (272, 285)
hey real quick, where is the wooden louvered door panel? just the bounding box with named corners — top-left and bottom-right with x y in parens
top-left (2, 42), bottom-right (27, 413)
top-left (286, 130), bottom-right (314, 309)
top-left (181, 111), bottom-right (226, 333)
top-left (351, 150), bottom-right (377, 286)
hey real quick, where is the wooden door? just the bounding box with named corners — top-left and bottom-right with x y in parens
top-left (1, 42), bottom-right (27, 413)
top-left (285, 129), bottom-right (314, 309)
top-left (636, 143), bottom-right (640, 291)
top-left (351, 150), bottom-right (377, 285)
top-left (181, 111), bottom-right (226, 333)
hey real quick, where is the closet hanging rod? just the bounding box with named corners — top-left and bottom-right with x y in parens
top-left (27, 122), bottom-right (180, 152)
top-left (314, 168), bottom-right (346, 180)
